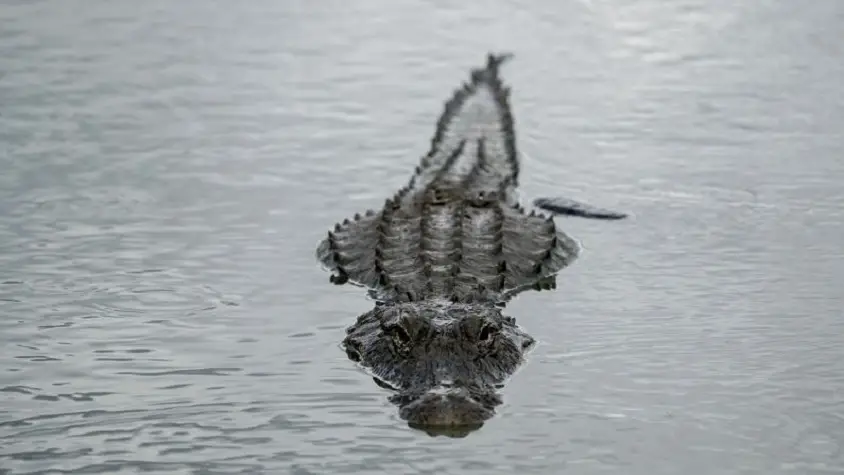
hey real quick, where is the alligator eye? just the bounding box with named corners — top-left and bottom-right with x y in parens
top-left (344, 338), bottom-right (362, 362)
top-left (390, 325), bottom-right (411, 347)
top-left (346, 347), bottom-right (361, 362)
top-left (478, 324), bottom-right (497, 342)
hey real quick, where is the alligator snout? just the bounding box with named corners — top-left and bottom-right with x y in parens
top-left (395, 385), bottom-right (501, 427)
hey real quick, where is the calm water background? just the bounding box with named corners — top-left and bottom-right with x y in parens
top-left (1, 1), bottom-right (843, 473)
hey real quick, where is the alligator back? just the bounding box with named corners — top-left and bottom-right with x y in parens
top-left (315, 53), bottom-right (580, 304)
top-left (316, 187), bottom-right (579, 303)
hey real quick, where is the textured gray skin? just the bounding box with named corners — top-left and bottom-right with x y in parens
top-left (316, 54), bottom-right (618, 429)
top-left (316, 54), bottom-right (582, 305)
top-left (343, 300), bottom-right (535, 429)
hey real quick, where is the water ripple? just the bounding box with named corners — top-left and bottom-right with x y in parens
top-left (2, 0), bottom-right (844, 474)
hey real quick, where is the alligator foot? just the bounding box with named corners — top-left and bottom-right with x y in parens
top-left (534, 196), bottom-right (628, 220)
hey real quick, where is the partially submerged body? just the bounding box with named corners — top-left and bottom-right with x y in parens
top-left (315, 53), bottom-right (626, 431)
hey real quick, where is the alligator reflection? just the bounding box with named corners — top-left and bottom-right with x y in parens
top-left (315, 53), bottom-right (625, 435)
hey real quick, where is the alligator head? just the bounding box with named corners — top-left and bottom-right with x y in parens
top-left (342, 300), bottom-right (534, 432)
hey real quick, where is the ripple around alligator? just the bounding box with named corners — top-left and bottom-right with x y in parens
top-left (3, 0), bottom-right (844, 474)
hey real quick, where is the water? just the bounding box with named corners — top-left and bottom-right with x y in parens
top-left (1, 1), bottom-right (843, 473)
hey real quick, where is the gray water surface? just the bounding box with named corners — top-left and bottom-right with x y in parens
top-left (2, 1), bottom-right (843, 474)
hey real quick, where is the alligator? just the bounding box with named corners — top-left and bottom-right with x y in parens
top-left (315, 53), bottom-right (626, 432)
